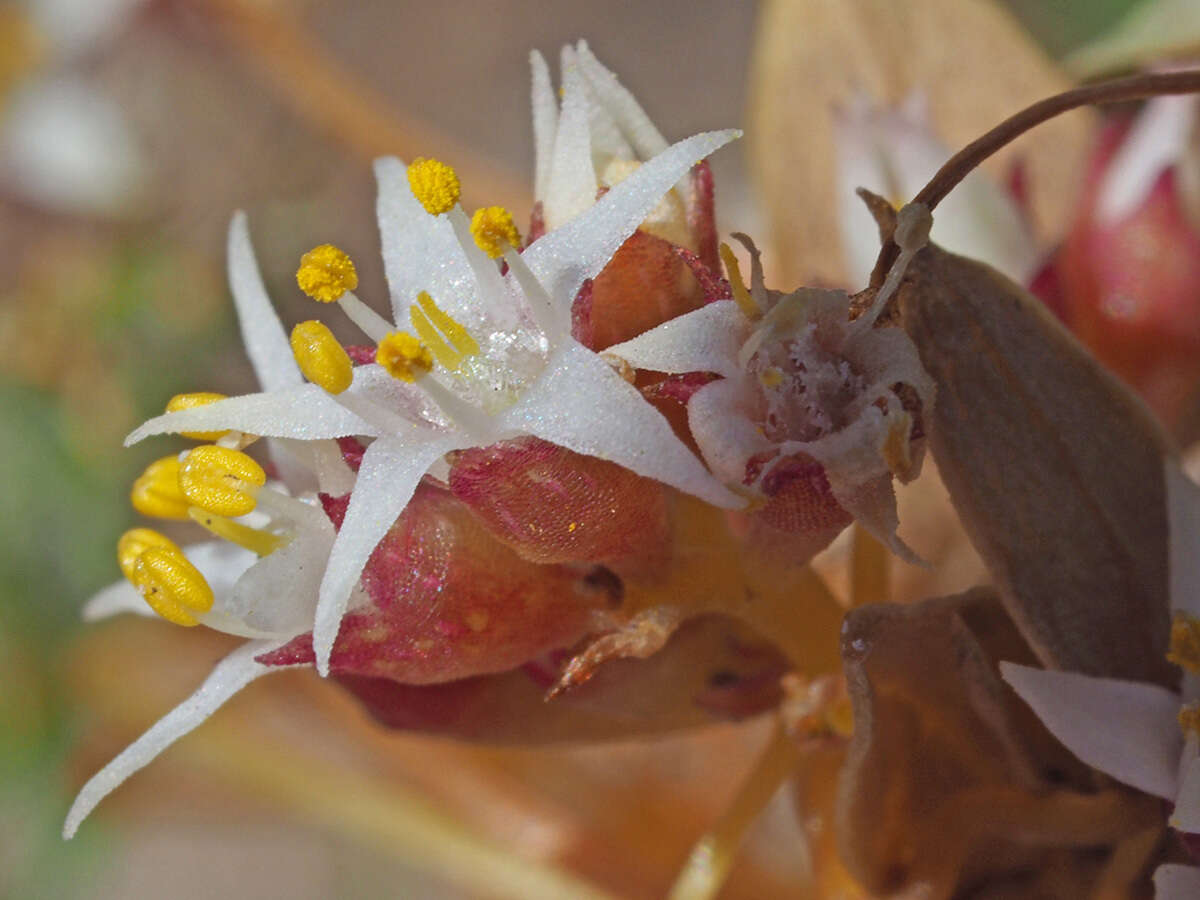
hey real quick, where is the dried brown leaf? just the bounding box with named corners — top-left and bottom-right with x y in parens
top-left (896, 241), bottom-right (1175, 686)
top-left (748, 0), bottom-right (1092, 286)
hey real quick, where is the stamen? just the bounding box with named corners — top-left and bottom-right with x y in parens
top-left (410, 305), bottom-right (463, 370)
top-left (720, 242), bottom-right (759, 320)
top-left (290, 320), bottom-right (353, 394)
top-left (296, 244), bottom-right (359, 303)
top-left (376, 332), bottom-right (435, 382)
top-left (131, 456), bottom-right (190, 520)
top-left (117, 528), bottom-right (181, 581)
top-left (1180, 702), bottom-right (1200, 736)
top-left (178, 445), bottom-right (266, 517)
top-left (406, 157), bottom-right (461, 215)
top-left (416, 291), bottom-right (480, 358)
top-left (1168, 613), bottom-right (1200, 674)
top-left (129, 546), bottom-right (214, 627)
top-left (187, 507), bottom-right (286, 557)
top-left (470, 206), bottom-right (521, 258)
top-left (165, 392), bottom-right (229, 441)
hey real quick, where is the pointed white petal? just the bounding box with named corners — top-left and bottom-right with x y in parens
top-left (63, 639), bottom-right (299, 839)
top-left (83, 581), bottom-right (155, 622)
top-left (124, 384), bottom-right (374, 446)
top-left (574, 41), bottom-right (668, 160)
top-left (1168, 461), bottom-right (1200, 617)
top-left (524, 129), bottom-right (740, 306)
top-left (501, 340), bottom-right (744, 508)
top-left (687, 376), bottom-right (771, 486)
top-left (1001, 662), bottom-right (1183, 799)
top-left (605, 301), bottom-right (747, 379)
top-left (373, 157), bottom-right (479, 327)
top-left (227, 214), bottom-right (303, 392)
top-left (1154, 865), bottom-right (1200, 899)
top-left (530, 50), bottom-right (558, 202)
top-left (543, 61), bottom-right (598, 230)
top-left (1098, 96), bottom-right (1198, 225)
top-left (312, 433), bottom-right (464, 675)
top-left (1172, 735), bottom-right (1200, 832)
top-left (227, 523), bottom-right (335, 637)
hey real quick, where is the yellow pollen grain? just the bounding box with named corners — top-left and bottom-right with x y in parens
top-left (166, 392), bottom-right (229, 441)
top-left (290, 320), bottom-right (353, 394)
top-left (117, 528), bottom-right (181, 582)
top-left (470, 206), bottom-right (521, 258)
top-left (416, 291), bottom-right (480, 358)
top-left (1181, 702), bottom-right (1200, 736)
top-left (296, 244), bottom-right (358, 303)
top-left (178, 445), bottom-right (266, 517)
top-left (131, 546), bottom-right (214, 627)
top-left (131, 455), bottom-right (191, 520)
top-left (720, 242), bottom-right (759, 320)
top-left (759, 367), bottom-right (784, 388)
top-left (407, 157), bottom-right (461, 215)
top-left (376, 331), bottom-right (434, 382)
top-left (1169, 614), bottom-right (1200, 674)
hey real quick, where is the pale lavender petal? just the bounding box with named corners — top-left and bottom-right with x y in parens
top-left (1001, 662), bottom-right (1183, 799)
top-left (687, 376), bottom-right (770, 486)
top-left (530, 50), bottom-right (558, 201)
top-left (63, 638), bottom-right (299, 838)
top-left (1154, 865), bottom-right (1200, 899)
top-left (227, 213), bottom-right (303, 392)
top-left (312, 433), bottom-right (464, 675)
top-left (1168, 461), bottom-right (1200, 617)
top-left (503, 340), bottom-right (743, 508)
top-left (605, 301), bottom-right (747, 379)
top-left (523, 130), bottom-right (740, 306)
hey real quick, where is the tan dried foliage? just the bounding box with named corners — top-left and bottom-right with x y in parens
top-left (748, 0), bottom-right (1092, 286)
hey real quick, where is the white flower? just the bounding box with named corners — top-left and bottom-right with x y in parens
top-left (833, 92), bottom-right (1040, 288)
top-left (605, 206), bottom-right (936, 561)
top-left (1002, 461), bottom-right (1200, 897)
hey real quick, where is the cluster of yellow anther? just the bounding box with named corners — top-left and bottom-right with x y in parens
top-left (296, 244), bottom-right (359, 303)
top-left (376, 332), bottom-right (434, 383)
top-left (290, 320), bottom-right (353, 394)
top-left (407, 157), bottom-right (461, 215)
top-left (117, 528), bottom-right (214, 627)
top-left (1168, 613), bottom-right (1200, 675)
top-left (470, 206), bottom-right (521, 258)
top-left (178, 445), bottom-right (267, 517)
top-left (720, 242), bottom-right (760, 321)
top-left (165, 392), bottom-right (229, 441)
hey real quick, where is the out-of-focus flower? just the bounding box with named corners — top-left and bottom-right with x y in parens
top-left (833, 92), bottom-right (1041, 288)
top-left (1002, 462), bottom-right (1200, 897)
top-left (607, 205), bottom-right (935, 562)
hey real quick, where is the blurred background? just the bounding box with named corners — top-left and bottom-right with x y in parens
top-left (0, 0), bottom-right (1186, 897)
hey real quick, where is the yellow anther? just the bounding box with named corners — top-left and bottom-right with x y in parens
top-left (178, 445), bottom-right (266, 517)
top-left (1181, 702), bottom-right (1200, 737)
top-left (117, 528), bottom-right (181, 582)
top-left (290, 320), bottom-right (353, 394)
top-left (131, 455), bottom-right (191, 520)
top-left (720, 242), bottom-right (759, 321)
top-left (470, 206), bottom-right (522, 258)
top-left (165, 392), bottom-right (229, 441)
top-left (296, 244), bottom-right (359, 303)
top-left (416, 291), bottom-right (480, 357)
top-left (759, 367), bottom-right (784, 389)
top-left (187, 507), bottom-right (286, 557)
top-left (1169, 613), bottom-right (1200, 675)
top-left (376, 331), bottom-right (435, 382)
top-left (129, 547), bottom-right (214, 627)
top-left (407, 157), bottom-right (461, 215)
top-left (409, 303), bottom-right (461, 370)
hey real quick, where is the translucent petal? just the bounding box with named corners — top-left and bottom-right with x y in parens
top-left (1097, 96), bottom-right (1197, 225)
top-left (1154, 865), bottom-right (1200, 899)
top-left (523, 129), bottom-right (739, 307)
top-left (542, 60), bottom-right (598, 230)
top-left (501, 340), bottom-right (743, 508)
top-left (312, 433), bottom-right (465, 675)
top-left (1001, 662), bottom-right (1183, 799)
top-left (62, 639), bottom-right (299, 839)
top-left (227, 213), bottom-right (303, 392)
top-left (227, 524), bottom-right (335, 637)
top-left (1172, 735), bottom-right (1200, 832)
top-left (687, 376), bottom-right (771, 485)
top-left (82, 581), bottom-right (155, 622)
top-left (604, 300), bottom-right (748, 379)
top-left (574, 40), bottom-right (668, 160)
top-left (529, 49), bottom-right (557, 201)
top-left (1168, 461), bottom-right (1200, 617)
top-left (124, 384), bottom-right (374, 446)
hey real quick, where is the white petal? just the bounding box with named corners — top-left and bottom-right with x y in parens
top-left (832, 95), bottom-right (895, 287)
top-left (63, 638), bottom-right (299, 839)
top-left (542, 60), bottom-right (598, 230)
top-left (524, 129), bottom-right (740, 307)
top-left (1098, 96), bottom-right (1198, 225)
top-left (124, 384), bottom-right (374, 446)
top-left (530, 50), bottom-right (558, 202)
top-left (501, 340), bottom-right (744, 508)
top-left (312, 433), bottom-right (464, 675)
top-left (687, 376), bottom-right (771, 485)
top-left (605, 301), bottom-right (748, 379)
top-left (1168, 461), bottom-right (1200, 617)
top-left (574, 41), bottom-right (668, 160)
top-left (82, 581), bottom-right (155, 622)
top-left (227, 524), bottom-right (335, 637)
top-left (1001, 662), bottom-right (1184, 800)
top-left (1154, 865), bottom-right (1200, 899)
top-left (1173, 734), bottom-right (1200, 832)
top-left (227, 214), bottom-right (303, 393)
top-left (373, 157), bottom-right (479, 327)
